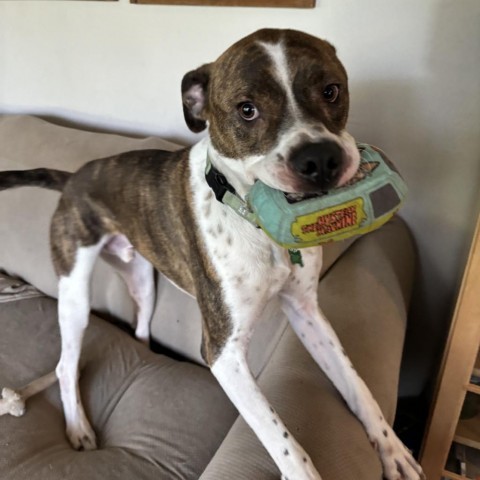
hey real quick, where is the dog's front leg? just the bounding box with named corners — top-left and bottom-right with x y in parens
top-left (202, 266), bottom-right (322, 480)
top-left (211, 335), bottom-right (322, 480)
top-left (280, 250), bottom-right (424, 480)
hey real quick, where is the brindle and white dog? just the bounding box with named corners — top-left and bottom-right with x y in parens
top-left (0, 29), bottom-right (424, 480)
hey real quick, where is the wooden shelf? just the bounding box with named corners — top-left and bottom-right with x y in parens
top-left (455, 413), bottom-right (480, 449)
top-left (443, 470), bottom-right (473, 480)
top-left (467, 383), bottom-right (480, 395)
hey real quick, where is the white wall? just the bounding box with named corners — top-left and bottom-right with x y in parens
top-left (1, 0), bottom-right (479, 395)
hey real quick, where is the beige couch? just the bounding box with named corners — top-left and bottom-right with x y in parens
top-left (0, 115), bottom-right (415, 479)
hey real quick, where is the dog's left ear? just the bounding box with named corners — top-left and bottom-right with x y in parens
top-left (181, 63), bottom-right (211, 133)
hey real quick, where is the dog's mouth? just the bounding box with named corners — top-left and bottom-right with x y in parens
top-left (283, 191), bottom-right (323, 204)
top-left (282, 156), bottom-right (375, 204)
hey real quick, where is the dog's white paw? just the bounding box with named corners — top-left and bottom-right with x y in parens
top-left (371, 427), bottom-right (425, 480)
top-left (135, 327), bottom-right (150, 345)
top-left (66, 422), bottom-right (97, 451)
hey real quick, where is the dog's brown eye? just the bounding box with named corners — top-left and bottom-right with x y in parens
top-left (323, 84), bottom-right (339, 103)
top-left (238, 102), bottom-right (259, 121)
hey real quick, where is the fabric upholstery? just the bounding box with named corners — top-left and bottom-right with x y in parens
top-left (0, 277), bottom-right (237, 480)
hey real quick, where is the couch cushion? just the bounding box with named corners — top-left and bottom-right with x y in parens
top-left (0, 114), bottom-right (353, 368)
top-left (0, 276), bottom-right (237, 480)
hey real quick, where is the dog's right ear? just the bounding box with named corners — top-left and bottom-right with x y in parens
top-left (181, 63), bottom-right (211, 133)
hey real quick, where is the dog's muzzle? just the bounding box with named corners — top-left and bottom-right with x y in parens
top-left (290, 140), bottom-right (343, 191)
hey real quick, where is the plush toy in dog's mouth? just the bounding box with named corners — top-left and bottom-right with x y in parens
top-left (206, 144), bottom-right (407, 254)
top-left (246, 143), bottom-right (407, 249)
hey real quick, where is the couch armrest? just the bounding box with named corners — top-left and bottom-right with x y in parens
top-left (200, 216), bottom-right (415, 480)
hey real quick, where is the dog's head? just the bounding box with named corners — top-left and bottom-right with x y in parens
top-left (182, 29), bottom-right (360, 195)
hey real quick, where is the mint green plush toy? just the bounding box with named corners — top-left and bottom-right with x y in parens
top-left (247, 144), bottom-right (407, 249)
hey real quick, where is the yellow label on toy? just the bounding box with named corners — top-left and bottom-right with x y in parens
top-left (291, 198), bottom-right (367, 243)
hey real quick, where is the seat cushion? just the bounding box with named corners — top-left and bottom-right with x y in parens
top-left (0, 275), bottom-right (237, 480)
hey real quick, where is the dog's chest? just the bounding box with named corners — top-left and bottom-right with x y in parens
top-left (189, 142), bottom-right (292, 307)
top-left (202, 193), bottom-right (289, 290)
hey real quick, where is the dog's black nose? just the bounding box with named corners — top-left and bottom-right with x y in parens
top-left (290, 141), bottom-right (343, 189)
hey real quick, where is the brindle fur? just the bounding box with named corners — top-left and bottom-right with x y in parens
top-left (0, 168), bottom-right (70, 192)
top-left (0, 148), bottom-right (231, 364)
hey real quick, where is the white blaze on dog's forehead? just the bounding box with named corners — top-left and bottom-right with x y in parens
top-left (257, 40), bottom-right (299, 116)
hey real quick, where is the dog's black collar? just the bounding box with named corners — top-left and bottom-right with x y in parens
top-left (205, 159), bottom-right (236, 203)
top-left (204, 156), bottom-right (259, 227)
